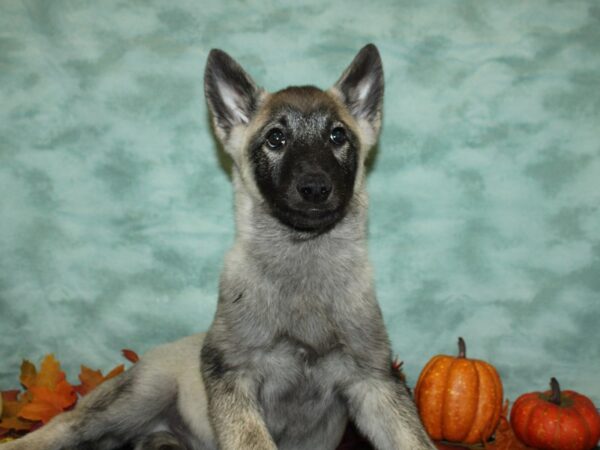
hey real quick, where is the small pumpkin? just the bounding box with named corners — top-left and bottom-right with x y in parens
top-left (414, 337), bottom-right (503, 444)
top-left (510, 378), bottom-right (600, 450)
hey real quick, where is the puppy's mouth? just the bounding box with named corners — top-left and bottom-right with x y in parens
top-left (273, 203), bottom-right (346, 233)
top-left (296, 206), bottom-right (337, 218)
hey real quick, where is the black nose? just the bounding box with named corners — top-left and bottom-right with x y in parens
top-left (296, 173), bottom-right (333, 204)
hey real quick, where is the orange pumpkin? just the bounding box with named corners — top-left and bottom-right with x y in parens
top-left (414, 337), bottom-right (503, 444)
top-left (510, 378), bottom-right (600, 450)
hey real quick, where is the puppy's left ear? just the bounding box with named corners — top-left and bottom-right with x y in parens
top-left (204, 49), bottom-right (262, 142)
top-left (331, 44), bottom-right (384, 140)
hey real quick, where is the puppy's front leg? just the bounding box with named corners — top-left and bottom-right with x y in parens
top-left (201, 344), bottom-right (276, 450)
top-left (207, 377), bottom-right (277, 450)
top-left (345, 375), bottom-right (437, 450)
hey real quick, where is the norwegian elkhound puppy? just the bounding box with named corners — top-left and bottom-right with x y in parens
top-left (2, 44), bottom-right (435, 450)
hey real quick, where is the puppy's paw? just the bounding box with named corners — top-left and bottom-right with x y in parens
top-left (134, 431), bottom-right (187, 450)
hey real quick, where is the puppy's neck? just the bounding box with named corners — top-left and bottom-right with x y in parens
top-left (229, 178), bottom-right (370, 279)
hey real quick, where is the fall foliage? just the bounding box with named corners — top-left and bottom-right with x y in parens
top-left (75, 364), bottom-right (125, 397)
top-left (122, 349), bottom-right (140, 364)
top-left (0, 351), bottom-right (135, 442)
top-left (18, 355), bottom-right (77, 424)
top-left (430, 402), bottom-right (536, 450)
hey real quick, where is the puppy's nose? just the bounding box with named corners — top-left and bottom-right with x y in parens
top-left (296, 173), bottom-right (333, 204)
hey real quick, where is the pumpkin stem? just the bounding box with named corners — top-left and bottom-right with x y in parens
top-left (458, 337), bottom-right (466, 358)
top-left (549, 377), bottom-right (561, 406)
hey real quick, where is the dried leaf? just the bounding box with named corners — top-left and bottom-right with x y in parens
top-left (435, 444), bottom-right (467, 450)
top-left (75, 366), bottom-right (104, 397)
top-left (2, 352), bottom-right (134, 437)
top-left (19, 361), bottom-right (37, 389)
top-left (483, 401), bottom-right (536, 450)
top-left (0, 416), bottom-right (34, 433)
top-left (391, 357), bottom-right (407, 385)
top-left (29, 383), bottom-right (76, 410)
top-left (35, 355), bottom-right (66, 390)
top-left (0, 391), bottom-right (35, 434)
top-left (17, 355), bottom-right (76, 424)
top-left (18, 401), bottom-right (62, 425)
top-left (106, 364), bottom-right (125, 380)
top-left (484, 417), bottom-right (535, 450)
top-left (75, 364), bottom-right (124, 396)
top-left (122, 349), bottom-right (139, 363)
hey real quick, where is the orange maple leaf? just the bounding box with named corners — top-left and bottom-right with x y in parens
top-left (3, 351), bottom-right (135, 436)
top-left (75, 364), bottom-right (125, 397)
top-left (17, 355), bottom-right (76, 424)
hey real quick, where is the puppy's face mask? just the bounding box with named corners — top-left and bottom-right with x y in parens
top-left (204, 45), bottom-right (384, 233)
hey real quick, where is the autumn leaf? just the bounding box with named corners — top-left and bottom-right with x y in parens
top-left (75, 366), bottom-right (103, 397)
top-left (434, 444), bottom-right (468, 450)
top-left (122, 349), bottom-right (139, 363)
top-left (75, 364), bottom-right (125, 396)
top-left (20, 379), bottom-right (77, 424)
top-left (0, 416), bottom-right (32, 433)
top-left (34, 355), bottom-right (66, 389)
top-left (2, 350), bottom-right (136, 437)
top-left (106, 365), bottom-right (125, 379)
top-left (0, 391), bottom-right (35, 435)
top-left (19, 361), bottom-right (36, 389)
top-left (17, 355), bottom-right (76, 424)
top-left (483, 417), bottom-right (536, 450)
top-left (18, 401), bottom-right (61, 425)
top-left (483, 401), bottom-right (536, 450)
top-left (391, 357), bottom-right (407, 384)
top-left (427, 402), bottom-right (539, 450)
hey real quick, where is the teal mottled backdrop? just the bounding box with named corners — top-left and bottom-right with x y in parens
top-left (1, 0), bottom-right (599, 406)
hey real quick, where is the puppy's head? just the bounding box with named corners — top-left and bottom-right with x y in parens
top-left (204, 44), bottom-right (383, 233)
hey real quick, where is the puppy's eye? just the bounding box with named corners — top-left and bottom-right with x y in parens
top-left (330, 127), bottom-right (347, 146)
top-left (265, 128), bottom-right (286, 150)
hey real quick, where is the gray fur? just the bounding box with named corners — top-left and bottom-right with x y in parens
top-left (0, 44), bottom-right (435, 450)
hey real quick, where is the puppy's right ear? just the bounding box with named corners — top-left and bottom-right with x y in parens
top-left (204, 49), bottom-right (262, 141)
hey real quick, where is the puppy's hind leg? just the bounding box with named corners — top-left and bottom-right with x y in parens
top-left (1, 363), bottom-right (175, 450)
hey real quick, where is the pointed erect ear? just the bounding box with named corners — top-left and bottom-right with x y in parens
top-left (204, 49), bottom-right (262, 140)
top-left (333, 44), bottom-right (384, 128)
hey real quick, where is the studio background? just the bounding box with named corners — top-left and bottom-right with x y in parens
top-left (1, 0), bottom-right (599, 405)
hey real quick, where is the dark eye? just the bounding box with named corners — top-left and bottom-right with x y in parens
top-left (330, 127), bottom-right (347, 146)
top-left (265, 128), bottom-right (286, 150)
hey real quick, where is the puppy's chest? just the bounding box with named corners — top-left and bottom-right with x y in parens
top-left (255, 339), bottom-right (347, 437)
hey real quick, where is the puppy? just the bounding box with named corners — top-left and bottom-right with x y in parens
top-left (1, 44), bottom-right (436, 450)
